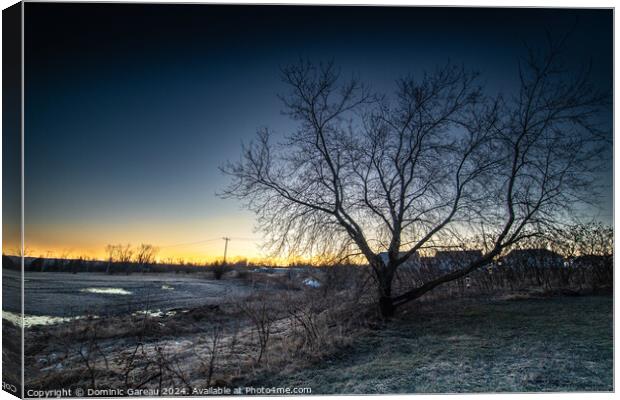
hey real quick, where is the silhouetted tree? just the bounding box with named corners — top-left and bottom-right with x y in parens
top-left (222, 38), bottom-right (609, 317)
top-left (136, 243), bottom-right (158, 273)
top-left (105, 244), bottom-right (134, 274)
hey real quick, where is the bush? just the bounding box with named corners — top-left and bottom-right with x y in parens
top-left (213, 264), bottom-right (226, 280)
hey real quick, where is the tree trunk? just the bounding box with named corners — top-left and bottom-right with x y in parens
top-left (376, 265), bottom-right (395, 318)
top-left (379, 293), bottom-right (395, 318)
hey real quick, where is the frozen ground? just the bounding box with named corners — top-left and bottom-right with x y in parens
top-left (253, 295), bottom-right (613, 393)
top-left (3, 269), bottom-right (255, 320)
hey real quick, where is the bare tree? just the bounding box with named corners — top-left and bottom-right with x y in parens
top-left (221, 38), bottom-right (609, 317)
top-left (136, 244), bottom-right (159, 273)
top-left (570, 222), bottom-right (613, 257)
top-left (105, 244), bottom-right (134, 274)
top-left (551, 221), bottom-right (613, 286)
top-left (105, 244), bottom-right (116, 274)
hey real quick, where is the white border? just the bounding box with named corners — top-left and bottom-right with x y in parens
top-left (0, 2), bottom-right (616, 400)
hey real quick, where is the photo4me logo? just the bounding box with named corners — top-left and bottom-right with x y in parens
top-left (190, 386), bottom-right (312, 396)
top-left (244, 386), bottom-right (312, 395)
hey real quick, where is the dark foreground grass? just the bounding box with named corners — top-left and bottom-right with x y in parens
top-left (251, 295), bottom-right (612, 394)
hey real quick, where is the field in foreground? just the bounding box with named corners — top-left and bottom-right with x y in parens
top-left (19, 264), bottom-right (612, 395)
top-left (253, 295), bottom-right (613, 393)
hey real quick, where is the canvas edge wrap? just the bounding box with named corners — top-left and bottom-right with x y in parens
top-left (2, 1), bottom-right (24, 398)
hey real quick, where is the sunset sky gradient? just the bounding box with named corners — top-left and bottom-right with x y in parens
top-left (13, 5), bottom-right (612, 262)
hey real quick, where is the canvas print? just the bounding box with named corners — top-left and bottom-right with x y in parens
top-left (2, 3), bottom-right (613, 397)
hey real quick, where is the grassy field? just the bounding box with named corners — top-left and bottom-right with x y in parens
top-left (250, 295), bottom-right (613, 393)
top-left (20, 265), bottom-right (613, 395)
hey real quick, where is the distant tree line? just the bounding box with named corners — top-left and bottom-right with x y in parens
top-left (4, 241), bottom-right (258, 274)
top-left (2, 222), bottom-right (611, 279)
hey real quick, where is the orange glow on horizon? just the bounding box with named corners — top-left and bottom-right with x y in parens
top-left (4, 238), bottom-right (366, 266)
top-left (4, 245), bottom-right (351, 266)
top-left (11, 242), bottom-right (267, 265)
top-left (4, 239), bottom-right (353, 266)
top-left (14, 214), bottom-right (276, 263)
top-left (11, 211), bottom-right (371, 265)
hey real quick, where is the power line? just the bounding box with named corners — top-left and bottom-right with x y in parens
top-left (157, 236), bottom-right (259, 250)
top-left (159, 238), bottom-right (222, 249)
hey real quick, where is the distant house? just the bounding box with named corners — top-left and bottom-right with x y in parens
top-left (378, 251), bottom-right (421, 269)
top-left (503, 248), bottom-right (564, 268)
top-left (434, 250), bottom-right (483, 271)
top-left (419, 256), bottom-right (435, 268)
top-left (571, 254), bottom-right (612, 269)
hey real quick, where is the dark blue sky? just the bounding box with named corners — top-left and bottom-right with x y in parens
top-left (22, 5), bottom-right (613, 260)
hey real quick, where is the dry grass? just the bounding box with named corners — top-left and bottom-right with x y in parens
top-left (253, 295), bottom-right (613, 393)
top-left (23, 264), bottom-right (612, 394)
top-left (24, 278), bottom-right (375, 393)
top-left (3, 321), bottom-right (22, 394)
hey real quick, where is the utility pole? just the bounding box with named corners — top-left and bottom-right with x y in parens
top-left (222, 237), bottom-right (230, 264)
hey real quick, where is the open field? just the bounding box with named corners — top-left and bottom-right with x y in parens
top-left (13, 263), bottom-right (612, 395)
top-left (3, 269), bottom-right (270, 319)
